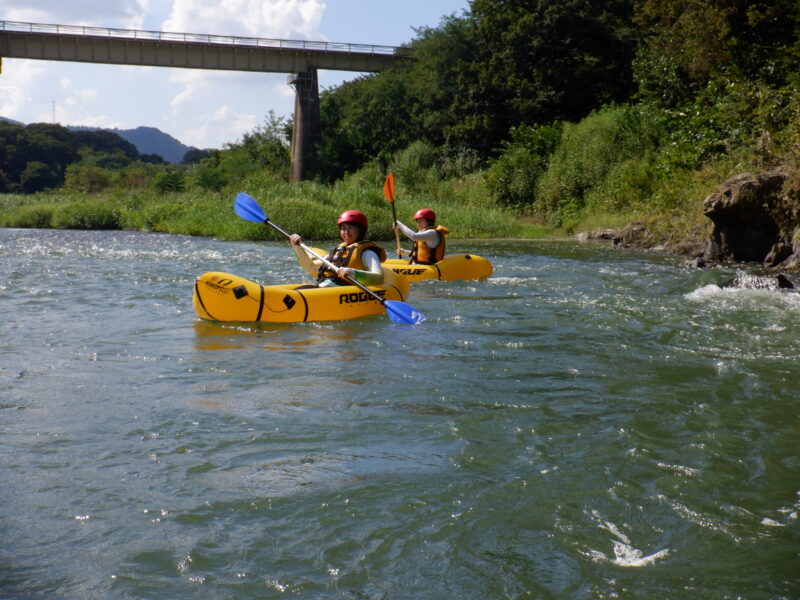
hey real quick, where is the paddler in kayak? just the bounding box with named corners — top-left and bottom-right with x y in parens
top-left (393, 208), bottom-right (450, 265)
top-left (290, 210), bottom-right (387, 287)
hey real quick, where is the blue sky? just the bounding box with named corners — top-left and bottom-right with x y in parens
top-left (0, 0), bottom-right (470, 149)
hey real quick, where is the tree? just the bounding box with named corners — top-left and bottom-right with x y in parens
top-left (181, 148), bottom-right (212, 165)
top-left (69, 128), bottom-right (139, 159)
top-left (457, 0), bottom-right (638, 155)
top-left (141, 153), bottom-right (167, 164)
top-left (20, 161), bottom-right (60, 193)
top-left (154, 167), bottom-right (186, 193)
top-left (236, 111), bottom-right (291, 173)
top-left (633, 0), bottom-right (800, 108)
top-left (63, 164), bottom-right (113, 193)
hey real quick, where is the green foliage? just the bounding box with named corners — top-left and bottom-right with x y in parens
top-left (448, 0), bottom-right (637, 155)
top-left (0, 121), bottom-right (143, 194)
top-left (634, 0), bottom-right (800, 108)
top-left (535, 105), bottom-right (655, 226)
top-left (313, 1), bottom-right (638, 179)
top-left (3, 203), bottom-right (55, 228)
top-left (388, 141), bottom-right (439, 190)
top-left (485, 124), bottom-right (562, 210)
top-left (154, 168), bottom-right (186, 193)
top-left (188, 114), bottom-right (290, 190)
top-left (20, 161), bottom-right (60, 193)
top-left (437, 145), bottom-right (483, 179)
top-left (140, 153), bottom-right (167, 164)
top-left (63, 163), bottom-right (113, 193)
top-left (51, 199), bottom-right (121, 230)
top-left (68, 128), bottom-right (139, 159)
top-left (0, 170), bottom-right (11, 193)
top-left (315, 70), bottom-right (418, 182)
top-left (117, 164), bottom-right (156, 190)
top-left (236, 111), bottom-right (291, 173)
top-left (181, 148), bottom-right (213, 165)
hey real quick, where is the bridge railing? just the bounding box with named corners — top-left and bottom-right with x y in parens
top-left (0, 20), bottom-right (410, 56)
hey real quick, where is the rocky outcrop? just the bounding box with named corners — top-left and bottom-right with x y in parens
top-left (577, 165), bottom-right (800, 272)
top-left (701, 168), bottom-right (787, 263)
top-left (612, 222), bottom-right (659, 249)
top-left (720, 273), bottom-right (795, 289)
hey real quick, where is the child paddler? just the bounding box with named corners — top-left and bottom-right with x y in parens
top-left (290, 210), bottom-right (386, 288)
top-left (393, 208), bottom-right (449, 264)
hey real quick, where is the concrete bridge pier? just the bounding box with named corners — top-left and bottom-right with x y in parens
top-left (288, 68), bottom-right (321, 182)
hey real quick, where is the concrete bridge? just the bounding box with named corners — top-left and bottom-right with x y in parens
top-left (0, 20), bottom-right (409, 180)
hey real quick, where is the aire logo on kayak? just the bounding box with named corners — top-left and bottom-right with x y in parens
top-left (392, 267), bottom-right (427, 276)
top-left (206, 277), bottom-right (235, 293)
top-left (339, 290), bottom-right (385, 304)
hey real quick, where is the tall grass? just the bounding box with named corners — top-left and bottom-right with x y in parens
top-left (0, 169), bottom-right (540, 242)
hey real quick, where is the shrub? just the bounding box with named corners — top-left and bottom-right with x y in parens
top-left (388, 141), bottom-right (439, 190)
top-left (63, 164), bottom-right (113, 193)
top-left (535, 106), bottom-right (653, 224)
top-left (5, 204), bottom-right (55, 228)
top-left (154, 168), bottom-right (186, 193)
top-left (485, 123), bottom-right (561, 211)
top-left (436, 145), bottom-right (483, 179)
top-left (51, 200), bottom-right (121, 229)
top-left (20, 161), bottom-right (61, 193)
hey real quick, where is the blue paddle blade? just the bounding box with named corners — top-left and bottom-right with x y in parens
top-left (384, 300), bottom-right (426, 324)
top-left (234, 192), bottom-right (267, 223)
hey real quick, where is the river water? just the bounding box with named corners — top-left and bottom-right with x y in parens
top-left (2, 228), bottom-right (798, 599)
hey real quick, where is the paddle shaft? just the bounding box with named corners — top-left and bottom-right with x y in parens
top-left (263, 218), bottom-right (392, 307)
top-left (390, 202), bottom-right (402, 257)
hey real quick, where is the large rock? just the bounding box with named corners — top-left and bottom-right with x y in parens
top-left (612, 222), bottom-right (659, 248)
top-left (702, 168), bottom-right (786, 263)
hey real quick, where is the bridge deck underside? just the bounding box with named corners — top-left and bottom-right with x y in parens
top-left (0, 31), bottom-right (398, 73)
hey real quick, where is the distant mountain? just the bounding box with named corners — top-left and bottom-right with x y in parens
top-left (69, 125), bottom-right (197, 163)
top-left (111, 126), bottom-right (197, 164)
top-left (1, 118), bottom-right (197, 163)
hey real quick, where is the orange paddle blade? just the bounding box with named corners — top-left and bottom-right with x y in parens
top-left (383, 173), bottom-right (395, 203)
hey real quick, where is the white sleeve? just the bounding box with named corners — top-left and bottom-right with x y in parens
top-left (397, 221), bottom-right (440, 248)
top-left (361, 249), bottom-right (383, 274)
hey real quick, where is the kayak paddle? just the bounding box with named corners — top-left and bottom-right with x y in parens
top-left (383, 173), bottom-right (403, 258)
top-left (234, 192), bottom-right (426, 325)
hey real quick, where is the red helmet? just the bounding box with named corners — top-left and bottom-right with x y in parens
top-left (337, 210), bottom-right (367, 229)
top-left (413, 208), bottom-right (436, 223)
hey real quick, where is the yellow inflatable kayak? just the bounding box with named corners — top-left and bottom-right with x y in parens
top-left (193, 268), bottom-right (410, 323)
top-left (384, 254), bottom-right (493, 282)
top-left (306, 248), bottom-right (493, 282)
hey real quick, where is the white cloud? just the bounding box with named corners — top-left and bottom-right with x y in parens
top-left (162, 0), bottom-right (325, 39)
top-left (73, 88), bottom-right (99, 101)
top-left (0, 0), bottom-right (149, 29)
top-left (178, 104), bottom-right (260, 148)
top-left (0, 61), bottom-right (47, 117)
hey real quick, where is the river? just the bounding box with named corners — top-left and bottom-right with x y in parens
top-left (2, 228), bottom-right (798, 599)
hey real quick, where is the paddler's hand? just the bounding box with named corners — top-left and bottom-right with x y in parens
top-left (289, 234), bottom-right (302, 246)
top-left (392, 221), bottom-right (400, 230)
top-left (337, 267), bottom-right (355, 280)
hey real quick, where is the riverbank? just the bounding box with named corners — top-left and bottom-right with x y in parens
top-left (4, 160), bottom-right (800, 276)
top-left (0, 172), bottom-right (553, 242)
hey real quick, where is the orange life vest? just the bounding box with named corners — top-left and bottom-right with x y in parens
top-left (411, 225), bottom-right (448, 265)
top-left (318, 240), bottom-right (387, 285)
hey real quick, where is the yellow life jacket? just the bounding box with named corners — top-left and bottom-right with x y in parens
top-left (318, 240), bottom-right (387, 285)
top-left (411, 225), bottom-right (449, 265)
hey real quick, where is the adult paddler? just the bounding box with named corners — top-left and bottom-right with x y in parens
top-left (290, 210), bottom-right (386, 287)
top-left (393, 208), bottom-right (449, 265)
